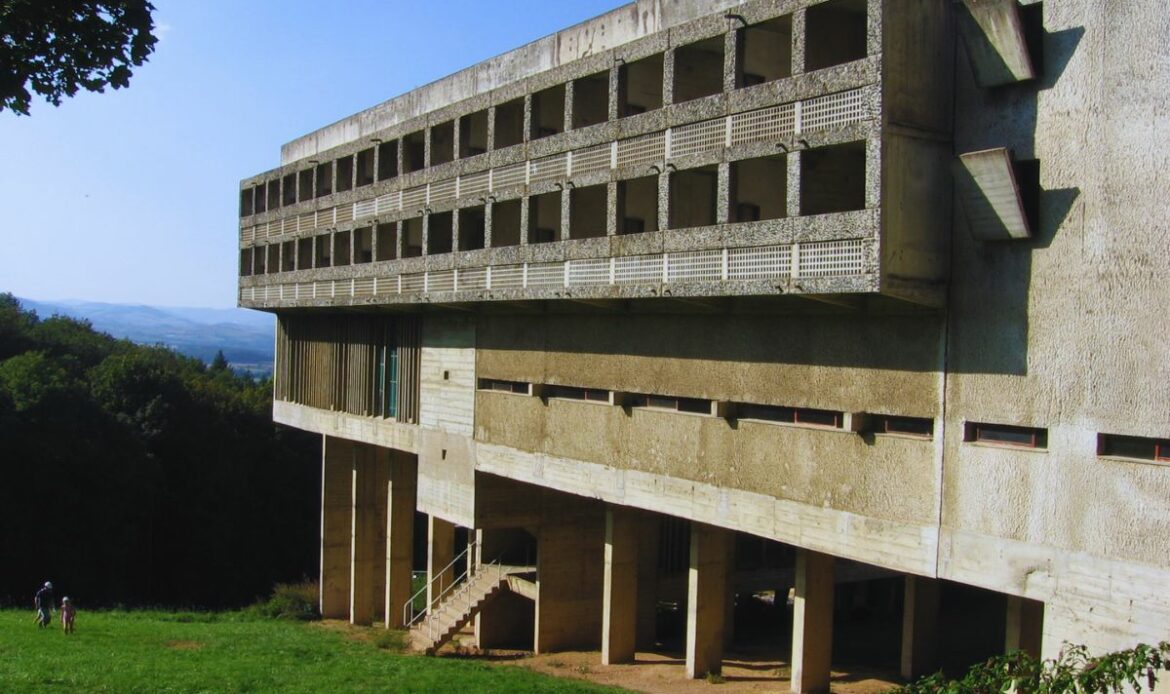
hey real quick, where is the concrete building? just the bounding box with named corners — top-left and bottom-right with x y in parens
top-left (236, 0), bottom-right (1170, 689)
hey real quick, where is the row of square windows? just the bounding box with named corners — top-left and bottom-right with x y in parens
top-left (480, 378), bottom-right (1170, 463)
top-left (239, 0), bottom-right (870, 217)
top-left (240, 144), bottom-right (866, 276)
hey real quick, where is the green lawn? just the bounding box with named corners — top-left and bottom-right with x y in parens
top-left (0, 610), bottom-right (620, 693)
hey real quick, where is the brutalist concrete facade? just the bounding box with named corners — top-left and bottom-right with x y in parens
top-left (237, 0), bottom-right (1170, 689)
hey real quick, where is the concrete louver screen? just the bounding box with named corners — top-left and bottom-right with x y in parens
top-left (954, 147), bottom-right (1031, 241)
top-left (956, 0), bottom-right (1036, 87)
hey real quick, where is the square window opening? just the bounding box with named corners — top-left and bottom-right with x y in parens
top-left (354, 227), bottom-right (373, 264)
top-left (403, 131), bottom-right (426, 174)
top-left (572, 71), bottom-right (610, 129)
top-left (619, 175), bottom-right (660, 234)
top-left (377, 140), bottom-right (399, 181)
top-left (494, 98), bottom-right (525, 149)
top-left (805, 0), bottom-right (868, 72)
top-left (620, 54), bottom-right (664, 117)
top-left (460, 109), bottom-right (488, 158)
top-left (673, 36), bottom-right (725, 103)
top-left (282, 173), bottom-right (297, 206)
top-left (430, 120), bottom-right (455, 167)
top-left (458, 206), bottom-right (486, 251)
top-left (529, 191), bottom-right (562, 243)
top-left (335, 155), bottom-right (354, 193)
top-left (532, 84), bottom-right (565, 139)
top-left (570, 185), bottom-right (608, 240)
top-left (296, 237), bottom-right (312, 270)
top-left (280, 240), bottom-right (295, 272)
top-left (800, 140), bottom-right (866, 215)
top-left (670, 165), bottom-right (718, 229)
top-left (492, 199), bottom-right (522, 247)
top-left (402, 218), bottom-right (423, 258)
top-left (315, 161), bottom-right (333, 198)
top-left (314, 234), bottom-right (332, 268)
top-left (732, 156), bottom-right (787, 222)
top-left (738, 16), bottom-right (793, 87)
top-left (356, 148), bottom-right (375, 187)
top-left (240, 187), bottom-right (254, 217)
top-left (333, 230), bottom-right (351, 267)
top-left (427, 212), bottom-right (453, 255)
top-left (239, 248), bottom-right (252, 276)
top-left (254, 184), bottom-right (267, 214)
top-left (298, 169), bottom-right (314, 202)
top-left (375, 222), bottom-right (397, 261)
top-left (266, 180), bottom-right (281, 210)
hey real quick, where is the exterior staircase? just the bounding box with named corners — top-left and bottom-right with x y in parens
top-left (404, 542), bottom-right (534, 655)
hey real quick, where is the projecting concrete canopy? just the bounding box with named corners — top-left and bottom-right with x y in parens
top-left (955, 148), bottom-right (1032, 241)
top-left (956, 0), bottom-right (1036, 87)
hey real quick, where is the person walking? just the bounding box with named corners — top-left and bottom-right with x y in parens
top-left (60, 597), bottom-right (76, 634)
top-left (34, 581), bottom-right (54, 628)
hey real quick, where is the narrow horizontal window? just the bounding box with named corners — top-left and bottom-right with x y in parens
top-left (965, 422), bottom-right (1047, 449)
top-left (878, 415), bottom-right (934, 438)
top-left (630, 393), bottom-right (711, 415)
top-left (477, 378), bottom-right (529, 395)
top-left (735, 403), bottom-right (843, 429)
top-left (545, 385), bottom-right (610, 403)
top-left (1098, 434), bottom-right (1170, 463)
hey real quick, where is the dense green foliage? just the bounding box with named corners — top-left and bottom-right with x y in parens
top-left (0, 293), bottom-right (318, 608)
top-left (890, 642), bottom-right (1170, 694)
top-left (0, 609), bottom-right (621, 692)
top-left (0, 0), bottom-right (157, 115)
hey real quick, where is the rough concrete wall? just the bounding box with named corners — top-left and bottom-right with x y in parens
top-left (474, 311), bottom-right (945, 528)
top-left (536, 509), bottom-right (605, 652)
top-left (942, 0), bottom-right (1170, 654)
top-left (420, 315), bottom-right (476, 435)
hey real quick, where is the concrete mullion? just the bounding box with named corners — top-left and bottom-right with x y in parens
top-left (787, 151), bottom-right (802, 218)
top-left (483, 202), bottom-right (495, 249)
top-left (606, 181), bottom-right (620, 237)
top-left (662, 48), bottom-right (677, 106)
top-left (523, 94), bottom-right (534, 142)
top-left (562, 80), bottom-right (574, 133)
top-left (560, 187), bottom-right (572, 241)
top-left (608, 64), bottom-right (621, 122)
top-left (519, 196), bottom-right (532, 245)
top-left (726, 24), bottom-right (742, 91)
top-left (791, 9), bottom-right (807, 75)
top-left (657, 171), bottom-right (671, 232)
top-left (717, 161), bottom-right (732, 224)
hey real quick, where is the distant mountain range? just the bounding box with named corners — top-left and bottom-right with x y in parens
top-left (17, 298), bottom-right (275, 377)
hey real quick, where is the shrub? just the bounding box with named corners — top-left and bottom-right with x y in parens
top-left (250, 581), bottom-right (320, 621)
top-left (891, 642), bottom-right (1170, 694)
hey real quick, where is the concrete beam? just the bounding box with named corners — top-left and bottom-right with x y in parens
top-left (791, 548), bottom-right (834, 694)
top-left (900, 575), bottom-right (940, 680)
top-left (685, 523), bottom-right (732, 679)
top-left (1005, 595), bottom-right (1044, 659)
top-left (956, 0), bottom-right (1036, 87)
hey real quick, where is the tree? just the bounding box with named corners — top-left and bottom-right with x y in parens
top-left (0, 0), bottom-right (157, 116)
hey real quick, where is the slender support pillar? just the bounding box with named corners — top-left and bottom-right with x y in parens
top-left (320, 436), bottom-right (352, 619)
top-left (900, 576), bottom-right (941, 679)
top-left (685, 523), bottom-right (732, 679)
top-left (535, 513), bottom-right (605, 653)
top-left (384, 451), bottom-right (416, 628)
top-left (1005, 596), bottom-right (1044, 659)
top-left (602, 507), bottom-right (639, 664)
top-left (350, 444), bottom-right (381, 625)
top-left (427, 516), bottom-right (455, 610)
top-left (635, 518), bottom-right (660, 650)
top-left (791, 549), bottom-right (834, 694)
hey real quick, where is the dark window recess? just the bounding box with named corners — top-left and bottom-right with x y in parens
top-left (356, 148), bottom-right (375, 187)
top-left (427, 212), bottom-right (453, 255)
top-left (403, 131), bottom-right (425, 173)
top-left (335, 155), bottom-right (354, 193)
top-left (529, 191), bottom-right (561, 243)
top-left (239, 188), bottom-right (254, 217)
top-left (545, 385), bottom-right (610, 403)
top-left (965, 422), bottom-right (1047, 449)
top-left (478, 378), bottom-right (529, 394)
top-left (878, 415), bottom-right (934, 438)
top-left (298, 169), bottom-right (314, 201)
top-left (800, 140), bottom-right (866, 215)
top-left (495, 98), bottom-right (525, 149)
top-left (1098, 434), bottom-right (1170, 462)
top-left (737, 15), bottom-right (793, 88)
top-left (280, 240), bottom-right (295, 272)
top-left (296, 237), bottom-right (312, 270)
top-left (402, 218), bottom-right (423, 258)
top-left (618, 176), bottom-right (659, 234)
top-left (630, 393), bottom-right (711, 415)
top-left (377, 140), bottom-right (399, 181)
top-left (572, 71), bottom-right (610, 129)
top-left (254, 183), bottom-right (267, 213)
top-left (267, 180), bottom-right (281, 210)
top-left (239, 248), bottom-right (252, 276)
top-left (804, 0), bottom-right (867, 72)
top-left (461, 109), bottom-right (489, 158)
top-left (458, 206), bottom-right (485, 251)
top-left (736, 403), bottom-right (843, 428)
top-left (673, 36), bottom-right (725, 103)
top-left (531, 84), bottom-right (565, 139)
top-left (619, 53), bottom-right (663, 117)
top-left (375, 222), bottom-right (397, 261)
top-left (315, 161), bottom-right (333, 197)
top-left (431, 120), bottom-right (455, 166)
top-left (282, 173), bottom-right (296, 205)
top-left (353, 227), bottom-right (373, 263)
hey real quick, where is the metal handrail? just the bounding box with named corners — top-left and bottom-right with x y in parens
top-left (404, 541), bottom-right (476, 629)
top-left (403, 545), bottom-right (509, 644)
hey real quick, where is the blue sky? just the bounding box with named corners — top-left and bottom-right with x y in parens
top-left (0, 0), bottom-right (622, 308)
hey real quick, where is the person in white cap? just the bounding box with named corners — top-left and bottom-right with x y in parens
top-left (34, 581), bottom-right (54, 628)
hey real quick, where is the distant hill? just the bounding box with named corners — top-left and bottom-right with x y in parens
top-left (16, 298), bottom-right (274, 376)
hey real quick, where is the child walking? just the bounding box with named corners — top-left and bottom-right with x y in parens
top-left (60, 597), bottom-right (76, 634)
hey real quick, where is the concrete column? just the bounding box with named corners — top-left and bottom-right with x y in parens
top-left (635, 518), bottom-right (660, 650)
top-left (536, 514), bottom-right (605, 653)
top-left (791, 548), bottom-right (834, 694)
top-left (1005, 596), bottom-right (1044, 659)
top-left (656, 170), bottom-right (670, 233)
top-left (350, 443), bottom-right (382, 626)
top-left (602, 507), bottom-right (640, 664)
top-left (320, 436), bottom-right (352, 620)
top-left (685, 523), bottom-right (732, 679)
top-left (427, 515), bottom-right (455, 610)
top-left (900, 576), bottom-right (941, 680)
top-left (791, 9), bottom-right (807, 75)
top-left (384, 450), bottom-right (416, 628)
